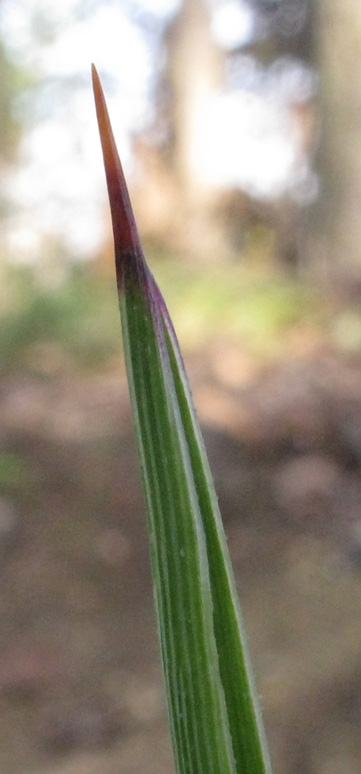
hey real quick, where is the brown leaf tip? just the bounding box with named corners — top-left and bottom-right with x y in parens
top-left (92, 65), bottom-right (143, 282)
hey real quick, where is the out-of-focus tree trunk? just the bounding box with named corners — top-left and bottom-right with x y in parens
top-left (166, 0), bottom-right (228, 257)
top-left (307, 0), bottom-right (361, 283)
top-left (134, 0), bottom-right (230, 260)
top-left (165, 0), bottom-right (224, 199)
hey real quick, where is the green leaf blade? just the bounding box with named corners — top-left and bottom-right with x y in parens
top-left (120, 257), bottom-right (236, 774)
top-left (92, 64), bottom-right (272, 774)
top-left (161, 298), bottom-right (272, 773)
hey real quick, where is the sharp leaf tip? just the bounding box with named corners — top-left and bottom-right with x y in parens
top-left (92, 64), bottom-right (144, 283)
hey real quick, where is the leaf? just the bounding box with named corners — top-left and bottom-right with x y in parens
top-left (92, 64), bottom-right (272, 774)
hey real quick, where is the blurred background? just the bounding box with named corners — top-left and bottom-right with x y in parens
top-left (1, 1), bottom-right (361, 772)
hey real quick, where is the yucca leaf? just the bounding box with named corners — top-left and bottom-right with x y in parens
top-left (92, 64), bottom-right (272, 774)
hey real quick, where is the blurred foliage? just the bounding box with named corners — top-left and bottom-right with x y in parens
top-left (0, 42), bottom-right (34, 164)
top-left (332, 309), bottom-right (361, 355)
top-left (0, 255), bottom-right (328, 375)
top-left (0, 264), bottom-right (120, 372)
top-left (247, 0), bottom-right (314, 63)
top-left (0, 452), bottom-right (32, 491)
top-left (152, 253), bottom-right (326, 359)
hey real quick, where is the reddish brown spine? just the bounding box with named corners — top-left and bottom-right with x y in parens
top-left (92, 64), bottom-right (143, 289)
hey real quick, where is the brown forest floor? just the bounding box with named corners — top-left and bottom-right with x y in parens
top-left (1, 343), bottom-right (361, 774)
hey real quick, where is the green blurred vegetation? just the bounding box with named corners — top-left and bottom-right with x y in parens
top-left (0, 42), bottom-right (34, 164)
top-left (158, 258), bottom-right (326, 358)
top-left (0, 452), bottom-right (32, 491)
top-left (0, 255), bottom-right (330, 375)
top-left (0, 264), bottom-right (120, 372)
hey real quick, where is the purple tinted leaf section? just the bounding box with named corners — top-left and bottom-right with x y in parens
top-left (92, 64), bottom-right (143, 292)
top-left (92, 64), bottom-right (168, 356)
